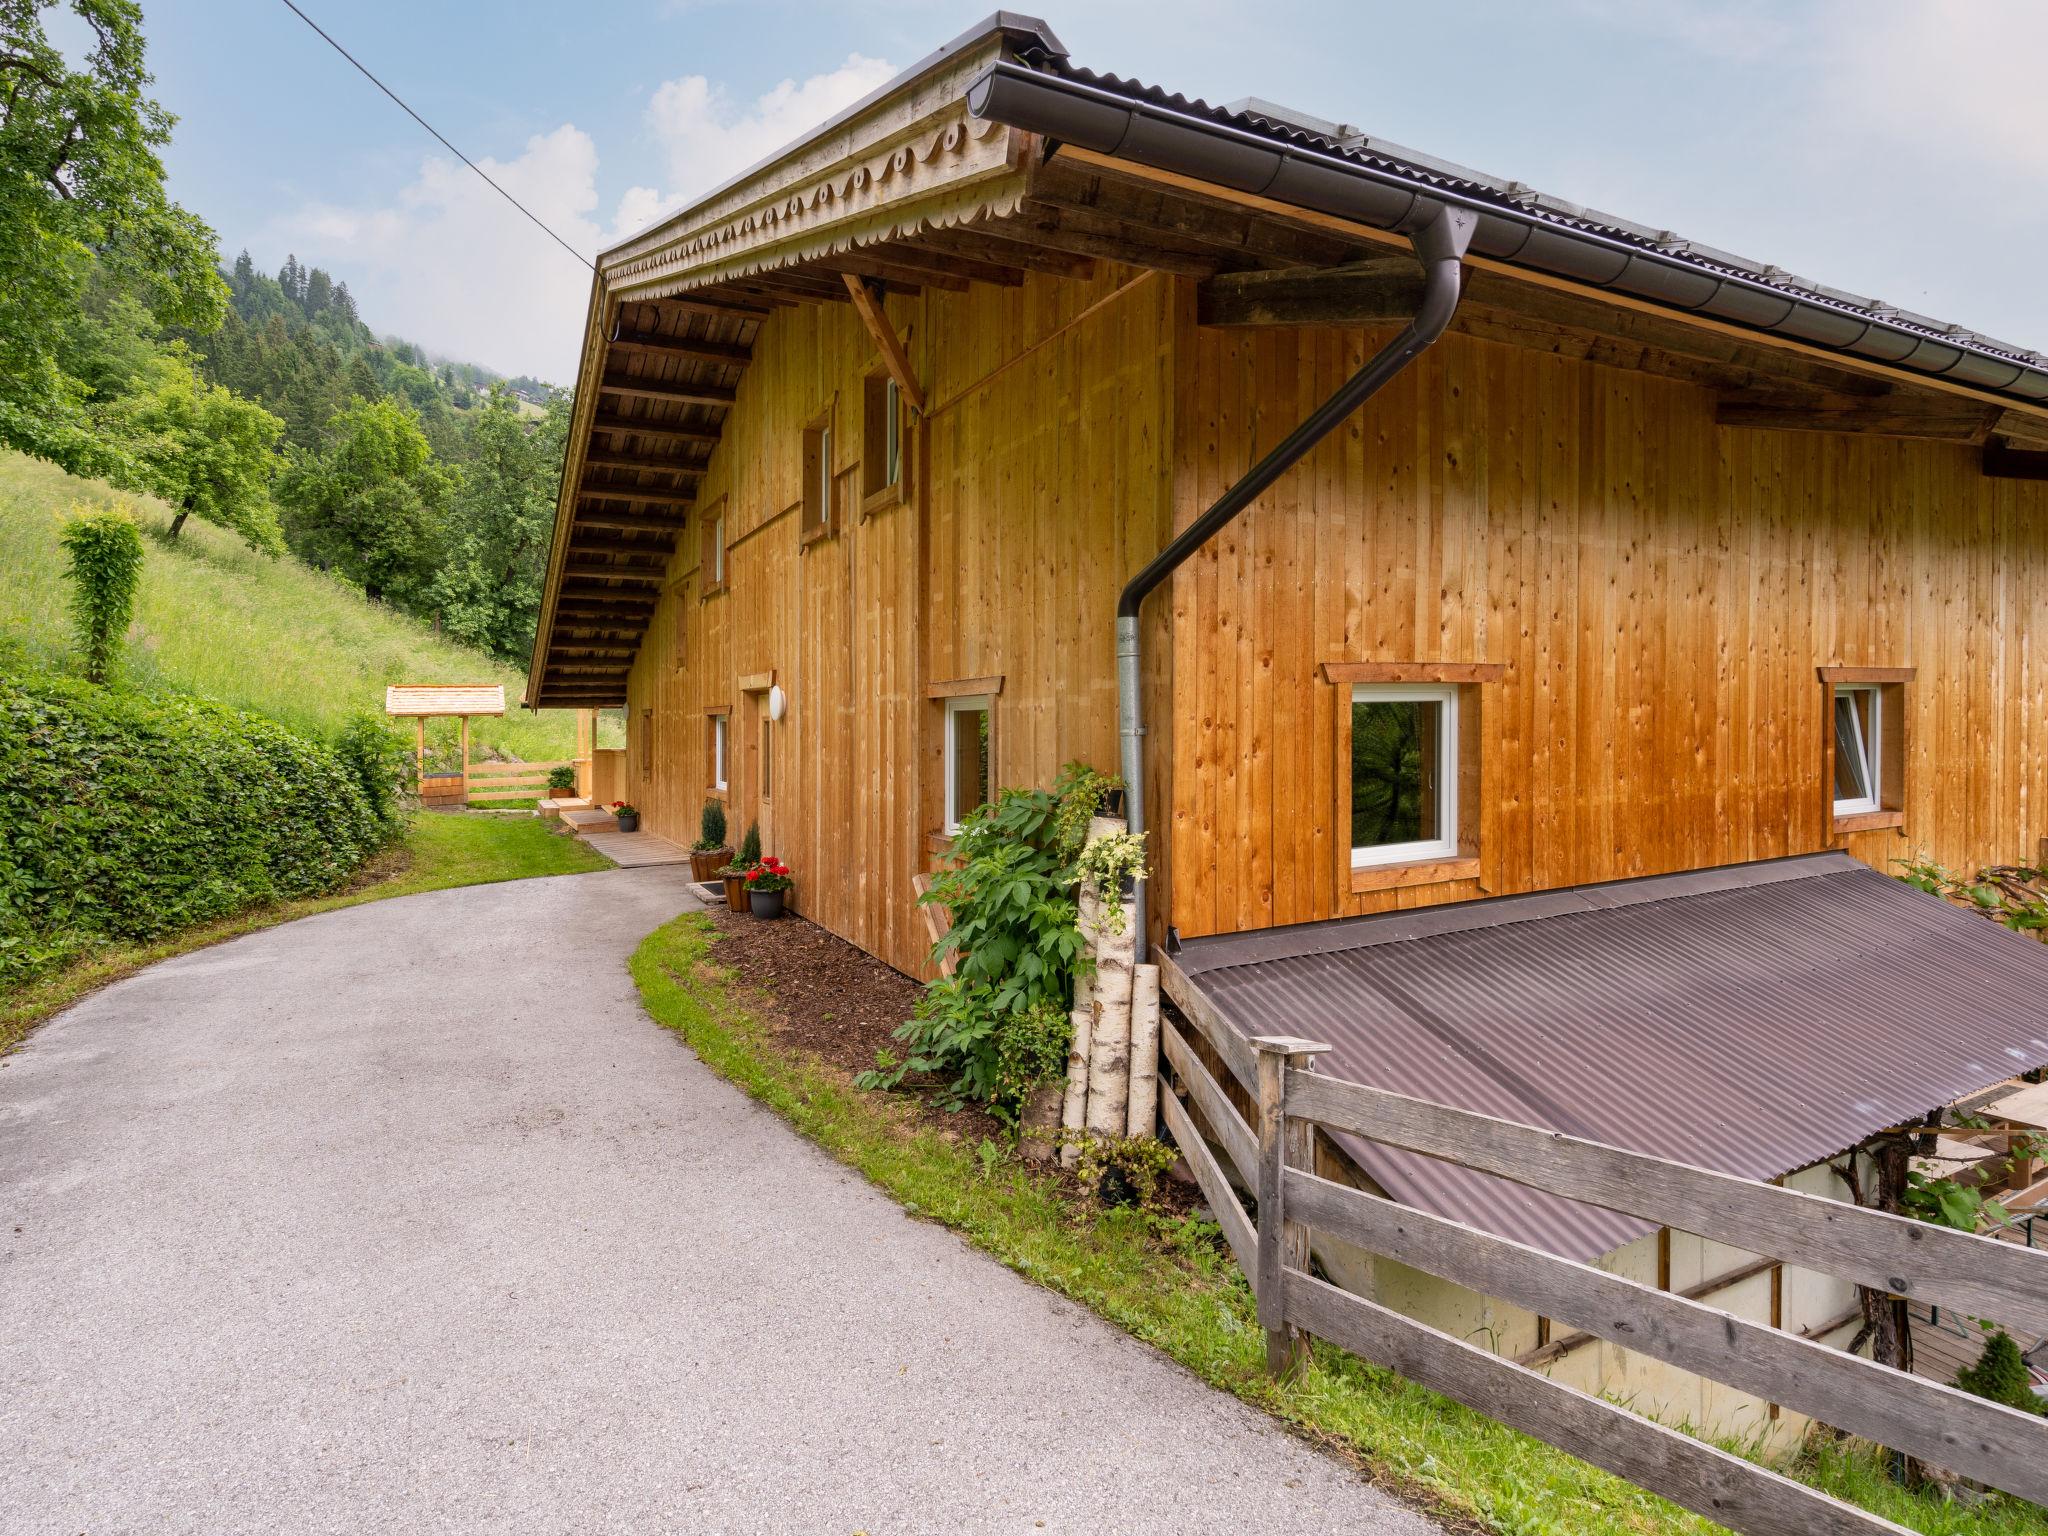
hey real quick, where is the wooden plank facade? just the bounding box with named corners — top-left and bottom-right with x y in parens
top-left (533, 15), bottom-right (2048, 980)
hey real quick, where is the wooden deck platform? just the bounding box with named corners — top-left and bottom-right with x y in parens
top-left (579, 831), bottom-right (694, 868)
top-left (559, 806), bottom-right (619, 836)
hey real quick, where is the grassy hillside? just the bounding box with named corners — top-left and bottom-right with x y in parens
top-left (0, 451), bottom-right (606, 762)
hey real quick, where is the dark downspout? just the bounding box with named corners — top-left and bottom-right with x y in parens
top-left (1117, 203), bottom-right (1476, 961)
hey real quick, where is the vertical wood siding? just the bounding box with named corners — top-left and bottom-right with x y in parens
top-left (1168, 311), bottom-right (2048, 938)
top-left (623, 265), bottom-right (1176, 976)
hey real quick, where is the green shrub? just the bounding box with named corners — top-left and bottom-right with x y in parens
top-left (59, 505), bottom-right (145, 684)
top-left (0, 675), bottom-right (384, 986)
top-left (546, 764), bottom-right (577, 795)
top-left (737, 821), bottom-right (760, 866)
top-left (859, 771), bottom-right (1097, 1117)
top-left (1956, 1329), bottom-right (2046, 1415)
top-left (332, 711), bottom-right (413, 831)
top-left (694, 798), bottom-right (728, 852)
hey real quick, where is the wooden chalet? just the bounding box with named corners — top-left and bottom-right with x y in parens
top-left (531, 12), bottom-right (2048, 978)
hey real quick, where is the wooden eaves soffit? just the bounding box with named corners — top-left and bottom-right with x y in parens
top-left (527, 19), bottom-right (1053, 708)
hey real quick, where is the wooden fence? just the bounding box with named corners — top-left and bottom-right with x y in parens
top-left (464, 759), bottom-right (576, 803)
top-left (1154, 953), bottom-right (2048, 1536)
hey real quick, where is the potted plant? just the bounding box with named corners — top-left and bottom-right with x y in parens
top-left (747, 856), bottom-right (794, 919)
top-left (720, 822), bottom-right (761, 913)
top-left (612, 800), bottom-right (640, 834)
top-left (546, 765), bottom-right (578, 798)
top-left (689, 798), bottom-right (732, 880)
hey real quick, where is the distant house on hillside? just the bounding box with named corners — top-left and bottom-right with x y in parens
top-left (526, 14), bottom-right (2048, 1440)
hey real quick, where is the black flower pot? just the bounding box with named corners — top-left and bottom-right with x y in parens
top-left (615, 811), bottom-right (640, 833)
top-left (750, 888), bottom-right (786, 919)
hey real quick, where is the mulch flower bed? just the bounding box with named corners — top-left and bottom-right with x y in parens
top-left (699, 905), bottom-right (1011, 1147)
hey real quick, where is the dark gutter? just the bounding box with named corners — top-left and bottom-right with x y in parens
top-left (964, 59), bottom-right (2048, 403)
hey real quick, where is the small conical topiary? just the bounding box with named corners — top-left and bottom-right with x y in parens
top-left (1956, 1328), bottom-right (2046, 1415)
top-left (738, 821), bottom-right (761, 867)
top-left (695, 798), bottom-right (728, 851)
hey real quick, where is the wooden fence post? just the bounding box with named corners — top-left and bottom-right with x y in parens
top-left (1252, 1034), bottom-right (1331, 1376)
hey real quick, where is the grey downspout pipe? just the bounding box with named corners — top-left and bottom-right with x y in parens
top-left (1117, 203), bottom-right (1476, 962)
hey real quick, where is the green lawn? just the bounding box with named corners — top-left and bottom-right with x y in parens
top-left (3, 812), bottom-right (608, 1053)
top-left (0, 450), bottom-right (615, 762)
top-left (632, 914), bottom-right (2048, 1536)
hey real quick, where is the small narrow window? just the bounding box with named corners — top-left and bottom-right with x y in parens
top-left (943, 695), bottom-right (992, 832)
top-left (1350, 684), bottom-right (1458, 867)
top-left (711, 713), bottom-right (729, 792)
top-left (672, 580), bottom-right (689, 668)
top-left (759, 716), bottom-right (773, 801)
top-left (861, 373), bottom-right (904, 504)
top-left (700, 500), bottom-right (726, 594)
top-left (1833, 684), bottom-right (1881, 816)
top-left (639, 707), bottom-right (654, 775)
top-left (801, 414), bottom-right (833, 542)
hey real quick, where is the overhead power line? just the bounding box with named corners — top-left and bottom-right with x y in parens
top-left (275, 0), bottom-right (597, 274)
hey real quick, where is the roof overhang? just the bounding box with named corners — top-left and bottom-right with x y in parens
top-left (1175, 853), bottom-right (2048, 1261)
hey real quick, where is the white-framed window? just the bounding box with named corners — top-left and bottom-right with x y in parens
top-left (1349, 683), bottom-right (1458, 867)
top-left (711, 713), bottom-right (729, 791)
top-left (708, 508), bottom-right (725, 587)
top-left (943, 694), bottom-right (992, 832)
top-left (1833, 684), bottom-right (1881, 816)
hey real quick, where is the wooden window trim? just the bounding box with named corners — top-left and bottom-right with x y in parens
top-left (707, 708), bottom-right (730, 795)
top-left (1332, 665), bottom-right (1489, 895)
top-left (699, 500), bottom-right (728, 597)
top-left (1820, 668), bottom-right (1909, 834)
top-left (860, 369), bottom-right (913, 518)
top-left (942, 693), bottom-right (994, 834)
top-left (800, 405), bottom-right (837, 548)
top-left (1323, 660), bottom-right (1507, 685)
top-left (738, 670), bottom-right (775, 694)
top-left (926, 675), bottom-right (1004, 700)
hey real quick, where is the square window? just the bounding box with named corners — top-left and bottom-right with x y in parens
top-left (943, 695), bottom-right (992, 832)
top-left (1832, 684), bottom-right (1881, 816)
top-left (1349, 683), bottom-right (1458, 867)
top-left (711, 713), bottom-right (728, 792)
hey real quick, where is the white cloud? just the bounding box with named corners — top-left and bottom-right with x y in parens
top-left (641, 52), bottom-right (897, 213)
top-left (1815, 0), bottom-right (2048, 187)
top-left (270, 124), bottom-right (631, 381)
top-left (265, 54), bottom-right (895, 381)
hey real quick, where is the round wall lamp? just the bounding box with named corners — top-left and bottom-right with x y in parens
top-left (767, 685), bottom-right (788, 721)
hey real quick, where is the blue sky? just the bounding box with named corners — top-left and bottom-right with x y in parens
top-left (142, 1), bottom-right (2048, 383)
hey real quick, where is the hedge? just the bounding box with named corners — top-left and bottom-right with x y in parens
top-left (0, 675), bottom-right (386, 985)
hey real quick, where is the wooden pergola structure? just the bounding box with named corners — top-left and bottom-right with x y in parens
top-left (385, 684), bottom-right (507, 807)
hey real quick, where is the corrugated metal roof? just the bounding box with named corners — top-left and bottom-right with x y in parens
top-left (1020, 50), bottom-right (2048, 383)
top-left (383, 684), bottom-right (507, 718)
top-left (1175, 853), bottom-right (2048, 1261)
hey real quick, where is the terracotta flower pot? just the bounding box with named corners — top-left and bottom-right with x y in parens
top-left (749, 887), bottom-right (787, 920)
top-left (722, 873), bottom-right (749, 913)
top-left (689, 847), bottom-right (732, 881)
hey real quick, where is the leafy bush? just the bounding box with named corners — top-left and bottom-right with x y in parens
top-left (60, 504), bottom-right (145, 683)
top-left (694, 798), bottom-right (728, 852)
top-left (1955, 1329), bottom-right (2046, 1415)
top-left (546, 764), bottom-right (577, 794)
top-left (0, 675), bottom-right (385, 986)
top-left (737, 821), bottom-right (760, 867)
top-left (331, 710), bottom-right (413, 831)
top-left (860, 771), bottom-right (1099, 1118)
top-left (1897, 856), bottom-right (2048, 940)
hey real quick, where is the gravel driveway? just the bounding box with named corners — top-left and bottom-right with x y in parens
top-left (0, 865), bottom-right (1435, 1535)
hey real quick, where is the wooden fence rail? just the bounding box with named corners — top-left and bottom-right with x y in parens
top-left (463, 759), bottom-right (577, 803)
top-left (1150, 953), bottom-right (2048, 1536)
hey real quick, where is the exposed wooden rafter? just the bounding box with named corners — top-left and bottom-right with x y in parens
top-left (1715, 390), bottom-right (1999, 443)
top-left (574, 508), bottom-right (688, 533)
top-left (608, 330), bottom-right (753, 365)
top-left (562, 563), bottom-right (664, 585)
top-left (589, 413), bottom-right (722, 444)
top-left (580, 486), bottom-right (694, 508)
top-left (598, 372), bottom-right (737, 407)
top-left (582, 450), bottom-right (709, 474)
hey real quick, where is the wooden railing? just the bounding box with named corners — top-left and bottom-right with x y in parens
top-left (1154, 953), bottom-right (2048, 1536)
top-left (465, 759), bottom-right (577, 803)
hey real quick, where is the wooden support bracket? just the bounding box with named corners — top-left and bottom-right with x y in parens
top-left (842, 273), bottom-right (926, 411)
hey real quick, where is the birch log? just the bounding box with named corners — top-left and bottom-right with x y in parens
top-left (1058, 885), bottom-right (1099, 1170)
top-left (1126, 963), bottom-right (1161, 1139)
top-left (1084, 893), bottom-right (1136, 1138)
